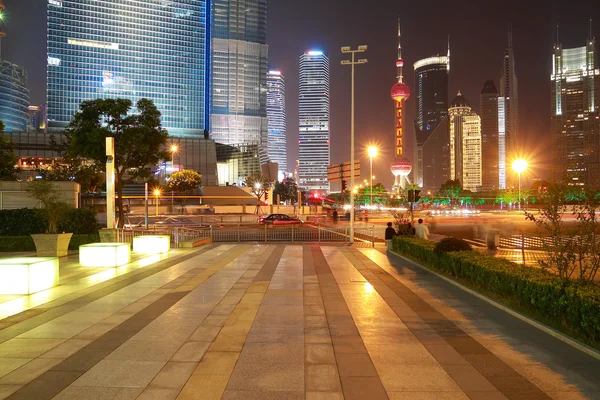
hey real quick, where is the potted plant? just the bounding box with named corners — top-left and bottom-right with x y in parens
top-left (26, 180), bottom-right (73, 257)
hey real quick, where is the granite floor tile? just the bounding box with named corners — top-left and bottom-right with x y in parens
top-left (335, 353), bottom-right (378, 377)
top-left (147, 361), bottom-right (197, 390)
top-left (388, 392), bottom-right (470, 400)
top-left (137, 387), bottom-right (180, 400)
top-left (305, 392), bottom-right (344, 400)
top-left (238, 343), bottom-right (304, 364)
top-left (72, 360), bottom-right (165, 388)
top-left (221, 390), bottom-right (304, 400)
top-left (367, 343), bottom-right (439, 366)
top-left (340, 376), bottom-right (388, 400)
top-left (0, 384), bottom-right (21, 399)
top-left (53, 386), bottom-right (143, 400)
top-left (378, 364), bottom-right (461, 392)
top-left (0, 338), bottom-right (65, 358)
top-left (305, 344), bottom-right (336, 365)
top-left (444, 364), bottom-right (498, 392)
top-left (193, 352), bottom-right (239, 375)
top-left (38, 339), bottom-right (92, 359)
top-left (0, 358), bottom-right (62, 385)
top-left (306, 364), bottom-right (342, 392)
top-left (0, 359), bottom-right (30, 379)
top-left (178, 374), bottom-right (230, 400)
top-left (106, 340), bottom-right (182, 362)
top-left (171, 342), bottom-right (211, 362)
top-left (227, 363), bottom-right (304, 392)
top-left (188, 326), bottom-right (221, 342)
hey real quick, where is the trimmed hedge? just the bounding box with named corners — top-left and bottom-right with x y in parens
top-left (0, 208), bottom-right (99, 235)
top-left (392, 236), bottom-right (600, 348)
top-left (0, 233), bottom-right (100, 252)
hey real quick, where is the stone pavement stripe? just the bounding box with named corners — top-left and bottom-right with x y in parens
top-left (310, 246), bottom-right (387, 400)
top-left (0, 245), bottom-right (218, 341)
top-left (178, 245), bottom-right (286, 400)
top-left (346, 248), bottom-right (550, 399)
top-left (5, 245), bottom-right (249, 400)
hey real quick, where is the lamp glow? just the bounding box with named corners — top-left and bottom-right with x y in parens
top-left (512, 159), bottom-right (528, 173)
top-left (367, 146), bottom-right (378, 158)
top-left (171, 145), bottom-right (178, 153)
top-left (133, 236), bottom-right (170, 255)
top-left (0, 258), bottom-right (59, 295)
top-left (79, 243), bottom-right (131, 268)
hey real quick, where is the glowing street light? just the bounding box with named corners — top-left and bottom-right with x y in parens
top-left (512, 159), bottom-right (528, 210)
top-left (154, 189), bottom-right (161, 216)
top-left (367, 146), bottom-right (379, 206)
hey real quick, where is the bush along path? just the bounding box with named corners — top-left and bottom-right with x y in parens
top-left (392, 236), bottom-right (600, 350)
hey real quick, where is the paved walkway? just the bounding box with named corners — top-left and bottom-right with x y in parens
top-left (0, 244), bottom-right (599, 399)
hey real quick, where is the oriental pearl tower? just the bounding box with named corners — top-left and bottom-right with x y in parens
top-left (390, 17), bottom-right (412, 192)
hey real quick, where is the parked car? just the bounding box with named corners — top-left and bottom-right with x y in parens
top-left (259, 214), bottom-right (304, 225)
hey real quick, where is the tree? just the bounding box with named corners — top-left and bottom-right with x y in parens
top-left (245, 173), bottom-right (273, 214)
top-left (0, 121), bottom-right (18, 181)
top-left (165, 170), bottom-right (202, 194)
top-left (438, 180), bottom-right (461, 206)
top-left (25, 180), bottom-right (69, 234)
top-left (60, 98), bottom-right (168, 227)
top-left (37, 163), bottom-right (103, 193)
top-left (273, 178), bottom-right (298, 204)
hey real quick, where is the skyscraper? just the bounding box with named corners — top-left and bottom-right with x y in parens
top-left (298, 51), bottom-right (330, 193)
top-left (449, 92), bottom-right (482, 192)
top-left (267, 71), bottom-right (287, 178)
top-left (47, 0), bottom-right (210, 137)
top-left (480, 80), bottom-right (499, 190)
top-left (498, 28), bottom-right (519, 189)
top-left (390, 18), bottom-right (412, 192)
top-left (0, 1), bottom-right (30, 133)
top-left (413, 51), bottom-right (450, 187)
top-left (210, 0), bottom-right (269, 151)
top-left (421, 117), bottom-right (450, 191)
top-left (551, 30), bottom-right (600, 186)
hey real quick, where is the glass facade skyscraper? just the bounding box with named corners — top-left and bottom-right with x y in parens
top-left (0, 60), bottom-right (30, 133)
top-left (551, 36), bottom-right (600, 186)
top-left (449, 92), bottom-right (482, 192)
top-left (499, 30), bottom-right (519, 189)
top-left (210, 0), bottom-right (268, 150)
top-left (480, 80), bottom-right (499, 190)
top-left (298, 51), bottom-right (330, 193)
top-left (267, 70), bottom-right (287, 177)
top-left (47, 0), bottom-right (210, 137)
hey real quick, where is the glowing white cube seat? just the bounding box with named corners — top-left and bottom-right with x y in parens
top-left (132, 236), bottom-right (171, 255)
top-left (0, 257), bottom-right (59, 294)
top-left (79, 243), bottom-right (131, 267)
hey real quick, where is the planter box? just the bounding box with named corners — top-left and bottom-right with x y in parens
top-left (0, 257), bottom-right (59, 294)
top-left (31, 233), bottom-right (73, 257)
top-left (133, 236), bottom-right (170, 255)
top-left (79, 243), bottom-right (131, 267)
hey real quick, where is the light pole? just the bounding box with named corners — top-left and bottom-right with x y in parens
top-left (154, 189), bottom-right (161, 216)
top-left (341, 45), bottom-right (368, 244)
top-left (512, 159), bottom-right (528, 211)
top-left (170, 145), bottom-right (178, 209)
top-left (368, 146), bottom-right (378, 207)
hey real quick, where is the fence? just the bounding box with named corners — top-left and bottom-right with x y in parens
top-left (115, 225), bottom-right (375, 247)
top-left (499, 233), bottom-right (600, 251)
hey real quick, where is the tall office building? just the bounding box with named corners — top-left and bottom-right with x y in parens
top-left (480, 80), bottom-right (499, 190)
top-left (0, 1), bottom-right (30, 133)
top-left (47, 0), bottom-right (210, 137)
top-left (449, 92), bottom-right (482, 192)
top-left (267, 70), bottom-right (287, 178)
top-left (551, 31), bottom-right (600, 186)
top-left (498, 29), bottom-right (519, 189)
top-left (421, 117), bottom-right (450, 191)
top-left (210, 0), bottom-right (269, 152)
top-left (413, 51), bottom-right (450, 187)
top-left (298, 51), bottom-right (330, 193)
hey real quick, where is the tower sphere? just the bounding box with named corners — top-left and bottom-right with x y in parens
top-left (391, 82), bottom-right (411, 102)
top-left (390, 157), bottom-right (412, 177)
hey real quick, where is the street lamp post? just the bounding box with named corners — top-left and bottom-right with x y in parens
top-left (512, 159), bottom-right (528, 211)
top-left (341, 45), bottom-right (368, 244)
top-left (170, 145), bottom-right (178, 210)
top-left (154, 189), bottom-right (161, 216)
top-left (368, 146), bottom-right (378, 207)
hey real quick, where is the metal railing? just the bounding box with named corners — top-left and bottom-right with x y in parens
top-left (499, 233), bottom-right (600, 251)
top-left (115, 225), bottom-right (376, 247)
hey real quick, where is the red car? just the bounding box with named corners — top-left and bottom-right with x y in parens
top-left (259, 214), bottom-right (304, 225)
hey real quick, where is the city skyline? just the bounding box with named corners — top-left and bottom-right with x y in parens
top-left (2, 0), bottom-right (599, 187)
top-left (267, 70), bottom-right (287, 177)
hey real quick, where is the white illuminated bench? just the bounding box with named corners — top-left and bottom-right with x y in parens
top-left (132, 236), bottom-right (171, 255)
top-left (79, 243), bottom-right (131, 267)
top-left (0, 257), bottom-right (59, 294)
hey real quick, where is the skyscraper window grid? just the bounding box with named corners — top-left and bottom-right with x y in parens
top-left (267, 70), bottom-right (287, 177)
top-left (47, 0), bottom-right (209, 137)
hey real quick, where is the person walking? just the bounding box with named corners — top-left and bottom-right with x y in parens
top-left (385, 222), bottom-right (397, 251)
top-left (332, 209), bottom-right (339, 225)
top-left (415, 218), bottom-right (430, 240)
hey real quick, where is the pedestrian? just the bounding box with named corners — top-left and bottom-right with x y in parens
top-left (363, 209), bottom-right (369, 224)
top-left (385, 222), bottom-right (397, 251)
top-left (332, 209), bottom-right (339, 225)
top-left (415, 218), bottom-right (430, 240)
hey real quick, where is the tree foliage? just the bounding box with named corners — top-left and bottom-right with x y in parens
top-left (37, 163), bottom-right (103, 193)
top-left (0, 121), bottom-right (18, 181)
top-left (59, 98), bottom-right (169, 227)
top-left (165, 169), bottom-right (202, 194)
top-left (245, 174), bottom-right (273, 214)
top-left (25, 180), bottom-right (70, 234)
top-left (273, 178), bottom-right (298, 204)
top-left (438, 180), bottom-right (461, 205)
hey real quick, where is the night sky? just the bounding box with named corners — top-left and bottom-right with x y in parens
top-left (3, 0), bottom-right (599, 187)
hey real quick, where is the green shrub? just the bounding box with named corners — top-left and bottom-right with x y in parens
top-left (434, 237), bottom-right (472, 255)
top-left (58, 208), bottom-right (99, 234)
top-left (0, 233), bottom-right (100, 252)
top-left (392, 236), bottom-right (600, 347)
top-left (0, 209), bottom-right (48, 236)
top-left (0, 208), bottom-right (98, 236)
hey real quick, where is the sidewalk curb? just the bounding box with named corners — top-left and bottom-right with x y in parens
top-left (388, 249), bottom-right (600, 362)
